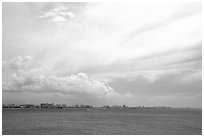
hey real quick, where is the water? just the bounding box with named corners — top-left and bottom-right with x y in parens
top-left (2, 108), bottom-right (202, 135)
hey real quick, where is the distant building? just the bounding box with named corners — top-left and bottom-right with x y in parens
top-left (40, 103), bottom-right (55, 109)
top-left (3, 104), bottom-right (15, 108)
top-left (74, 105), bottom-right (80, 108)
top-left (102, 105), bottom-right (110, 108)
top-left (61, 104), bottom-right (66, 108)
top-left (24, 104), bottom-right (35, 108)
top-left (79, 105), bottom-right (93, 108)
top-left (55, 104), bottom-right (66, 109)
top-left (112, 105), bottom-right (121, 108)
top-left (55, 104), bottom-right (61, 108)
top-left (35, 105), bottom-right (40, 108)
top-left (122, 105), bottom-right (128, 108)
top-left (14, 105), bottom-right (22, 108)
top-left (48, 103), bottom-right (55, 109)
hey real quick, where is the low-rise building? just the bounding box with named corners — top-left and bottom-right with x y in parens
top-left (40, 103), bottom-right (55, 109)
top-left (61, 104), bottom-right (66, 108)
top-left (3, 104), bottom-right (15, 108)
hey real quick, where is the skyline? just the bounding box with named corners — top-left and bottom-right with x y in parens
top-left (2, 102), bottom-right (200, 109)
top-left (2, 1), bottom-right (202, 108)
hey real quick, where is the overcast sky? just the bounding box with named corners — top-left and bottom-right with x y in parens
top-left (2, 1), bottom-right (202, 108)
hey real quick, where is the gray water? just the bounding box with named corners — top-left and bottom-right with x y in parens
top-left (2, 108), bottom-right (202, 135)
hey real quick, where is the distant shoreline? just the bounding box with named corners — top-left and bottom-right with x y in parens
top-left (2, 107), bottom-right (201, 111)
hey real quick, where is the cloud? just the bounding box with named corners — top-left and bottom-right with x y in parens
top-left (2, 56), bottom-right (120, 98)
top-left (109, 72), bottom-right (201, 103)
top-left (39, 6), bottom-right (74, 22)
top-left (3, 2), bottom-right (202, 107)
top-left (33, 2), bottom-right (201, 79)
top-left (84, 43), bottom-right (201, 84)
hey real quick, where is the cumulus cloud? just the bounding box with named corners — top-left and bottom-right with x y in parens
top-left (2, 56), bottom-right (119, 98)
top-left (39, 6), bottom-right (74, 22)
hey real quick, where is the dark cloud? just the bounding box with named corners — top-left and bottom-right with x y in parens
top-left (110, 71), bottom-right (201, 96)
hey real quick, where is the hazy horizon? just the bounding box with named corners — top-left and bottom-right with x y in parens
top-left (2, 1), bottom-right (202, 108)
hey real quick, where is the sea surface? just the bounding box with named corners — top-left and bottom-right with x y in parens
top-left (2, 108), bottom-right (202, 135)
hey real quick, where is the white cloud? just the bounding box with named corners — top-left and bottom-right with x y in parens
top-left (19, 2), bottom-right (201, 86)
top-left (39, 6), bottom-right (74, 22)
top-left (50, 16), bottom-right (67, 22)
top-left (35, 2), bottom-right (201, 77)
top-left (2, 56), bottom-right (120, 98)
top-left (2, 2), bottom-right (202, 107)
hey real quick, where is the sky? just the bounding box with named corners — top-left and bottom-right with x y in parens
top-left (2, 1), bottom-right (202, 108)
